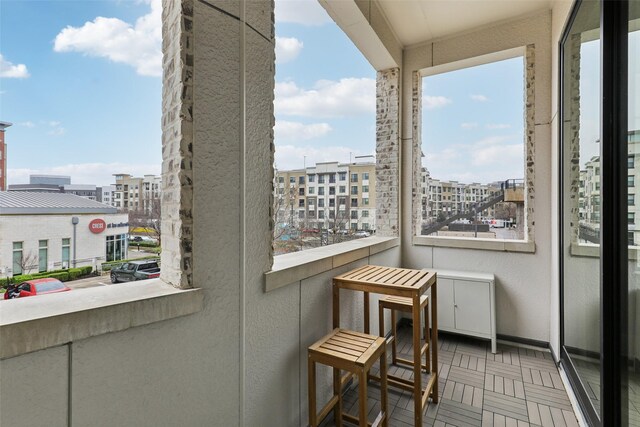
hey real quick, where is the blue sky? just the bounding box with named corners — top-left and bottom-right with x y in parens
top-left (4, 0), bottom-right (598, 188)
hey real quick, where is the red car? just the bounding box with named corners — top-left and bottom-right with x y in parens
top-left (3, 278), bottom-right (71, 300)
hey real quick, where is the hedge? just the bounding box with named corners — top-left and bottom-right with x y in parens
top-left (1, 266), bottom-right (93, 287)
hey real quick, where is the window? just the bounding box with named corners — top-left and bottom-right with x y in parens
top-left (12, 242), bottom-right (23, 276)
top-left (318, 199), bottom-right (325, 208)
top-left (308, 211), bottom-right (316, 218)
top-left (363, 223), bottom-right (370, 230)
top-left (329, 187), bottom-right (335, 195)
top-left (362, 210), bottom-right (369, 218)
top-left (299, 199), bottom-right (305, 207)
top-left (629, 175), bottom-right (635, 187)
top-left (299, 188), bottom-right (305, 196)
top-left (339, 186), bottom-right (346, 193)
top-left (318, 174), bottom-right (325, 184)
top-left (308, 174), bottom-right (315, 183)
top-left (62, 238), bottom-right (71, 269)
top-left (421, 53), bottom-right (525, 242)
top-left (318, 187), bottom-right (325, 196)
top-left (329, 174), bottom-right (336, 184)
top-left (299, 176), bottom-right (305, 185)
top-left (298, 210), bottom-right (305, 219)
top-left (362, 185), bottom-right (369, 193)
top-left (351, 198), bottom-right (358, 207)
top-left (106, 234), bottom-right (127, 262)
top-left (329, 211), bottom-right (335, 219)
top-left (351, 211), bottom-right (358, 219)
top-left (629, 155), bottom-right (635, 168)
top-left (308, 187), bottom-right (315, 194)
top-left (339, 172), bottom-right (346, 181)
top-left (351, 186), bottom-right (358, 195)
top-left (289, 177), bottom-right (295, 184)
top-left (363, 172), bottom-right (369, 180)
top-left (318, 210), bottom-right (325, 219)
top-left (629, 213), bottom-right (635, 225)
top-left (363, 198), bottom-right (369, 205)
top-left (38, 240), bottom-right (48, 273)
top-left (351, 173), bottom-right (358, 182)
top-left (338, 197), bottom-right (346, 206)
top-left (329, 199), bottom-right (335, 208)
top-left (629, 194), bottom-right (635, 206)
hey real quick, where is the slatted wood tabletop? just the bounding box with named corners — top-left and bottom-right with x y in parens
top-left (333, 265), bottom-right (438, 427)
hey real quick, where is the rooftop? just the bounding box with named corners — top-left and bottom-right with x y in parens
top-left (0, 191), bottom-right (116, 214)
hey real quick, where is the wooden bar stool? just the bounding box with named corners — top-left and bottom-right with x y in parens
top-left (308, 328), bottom-right (388, 427)
top-left (378, 295), bottom-right (430, 372)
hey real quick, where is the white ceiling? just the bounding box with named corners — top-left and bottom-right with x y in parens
top-left (376, 0), bottom-right (553, 46)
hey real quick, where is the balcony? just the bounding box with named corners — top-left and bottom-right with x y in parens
top-left (0, 0), bottom-right (632, 426)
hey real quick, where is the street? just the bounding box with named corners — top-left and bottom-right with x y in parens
top-left (66, 273), bottom-right (112, 290)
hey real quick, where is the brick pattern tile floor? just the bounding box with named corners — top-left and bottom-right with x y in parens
top-left (318, 326), bottom-right (580, 427)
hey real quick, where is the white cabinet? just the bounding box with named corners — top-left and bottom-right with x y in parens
top-left (435, 270), bottom-right (496, 353)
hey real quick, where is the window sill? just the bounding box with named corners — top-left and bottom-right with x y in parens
top-left (412, 235), bottom-right (535, 253)
top-left (264, 236), bottom-right (399, 292)
top-left (0, 279), bottom-right (204, 360)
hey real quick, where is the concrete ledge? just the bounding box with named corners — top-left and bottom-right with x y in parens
top-left (0, 279), bottom-right (204, 360)
top-left (570, 242), bottom-right (639, 260)
top-left (265, 236), bottom-right (399, 292)
top-left (413, 235), bottom-right (536, 253)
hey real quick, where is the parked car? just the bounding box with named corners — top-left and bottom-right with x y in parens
top-left (110, 260), bottom-right (161, 283)
top-left (354, 231), bottom-right (371, 237)
top-left (337, 229), bottom-right (349, 235)
top-left (3, 278), bottom-right (71, 300)
top-left (129, 235), bottom-right (156, 243)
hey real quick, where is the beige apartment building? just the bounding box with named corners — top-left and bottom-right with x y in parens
top-left (275, 158), bottom-right (376, 232)
top-left (113, 173), bottom-right (161, 213)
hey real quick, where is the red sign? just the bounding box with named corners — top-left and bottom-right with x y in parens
top-left (89, 219), bottom-right (106, 234)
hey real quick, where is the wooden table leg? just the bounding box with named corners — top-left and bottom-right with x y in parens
top-left (363, 291), bottom-right (370, 334)
top-left (431, 282), bottom-right (439, 403)
top-left (412, 293), bottom-right (422, 426)
top-left (333, 283), bottom-right (340, 330)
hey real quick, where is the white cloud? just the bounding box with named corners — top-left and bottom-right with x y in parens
top-left (275, 78), bottom-right (375, 118)
top-left (470, 94), bottom-right (489, 102)
top-left (275, 121), bottom-right (332, 141)
top-left (485, 123), bottom-right (511, 130)
top-left (275, 37), bottom-right (303, 64)
top-left (8, 162), bottom-right (161, 187)
top-left (424, 96), bottom-right (452, 110)
top-left (18, 121), bottom-right (35, 128)
top-left (275, 0), bottom-right (332, 25)
top-left (0, 53), bottom-right (30, 78)
top-left (275, 145), bottom-right (365, 170)
top-left (46, 120), bottom-right (65, 136)
top-left (460, 122), bottom-right (478, 129)
top-left (49, 121), bottom-right (61, 127)
top-left (53, 0), bottom-right (161, 77)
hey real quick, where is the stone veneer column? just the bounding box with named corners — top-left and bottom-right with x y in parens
top-left (525, 44), bottom-right (536, 242)
top-left (411, 71), bottom-right (422, 236)
top-left (567, 34), bottom-right (582, 243)
top-left (376, 68), bottom-right (400, 236)
top-left (161, 0), bottom-right (195, 288)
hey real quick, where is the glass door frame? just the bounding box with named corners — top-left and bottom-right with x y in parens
top-left (559, 1), bottom-right (630, 426)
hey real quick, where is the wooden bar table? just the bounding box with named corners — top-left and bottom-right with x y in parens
top-left (333, 265), bottom-right (438, 426)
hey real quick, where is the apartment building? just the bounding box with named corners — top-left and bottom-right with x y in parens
top-left (275, 158), bottom-right (376, 232)
top-left (112, 174), bottom-right (161, 212)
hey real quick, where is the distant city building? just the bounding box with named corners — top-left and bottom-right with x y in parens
top-left (579, 130), bottom-right (640, 245)
top-left (98, 185), bottom-right (116, 206)
top-left (274, 156), bottom-right (376, 232)
top-left (0, 191), bottom-right (129, 276)
top-left (113, 173), bottom-right (161, 212)
top-left (0, 121), bottom-right (12, 191)
top-left (9, 175), bottom-right (97, 201)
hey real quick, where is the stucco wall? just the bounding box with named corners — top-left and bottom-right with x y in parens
top-left (401, 12), bottom-right (554, 344)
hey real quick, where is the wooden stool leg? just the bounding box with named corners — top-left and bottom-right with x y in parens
top-left (424, 301), bottom-right (430, 372)
top-left (358, 368), bottom-right (368, 427)
top-left (334, 367), bottom-right (343, 427)
top-left (380, 349), bottom-right (388, 427)
top-left (378, 302), bottom-right (385, 339)
top-left (391, 309), bottom-right (397, 365)
top-left (308, 357), bottom-right (317, 427)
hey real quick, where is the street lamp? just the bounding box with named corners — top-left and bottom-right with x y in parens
top-left (72, 216), bottom-right (79, 268)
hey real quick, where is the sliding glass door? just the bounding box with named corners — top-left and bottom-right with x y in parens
top-left (561, 1), bottom-right (635, 425)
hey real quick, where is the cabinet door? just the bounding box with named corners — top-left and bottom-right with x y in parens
top-left (454, 279), bottom-right (491, 335)
top-left (437, 278), bottom-right (455, 330)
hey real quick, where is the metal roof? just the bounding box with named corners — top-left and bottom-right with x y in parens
top-left (0, 191), bottom-right (118, 215)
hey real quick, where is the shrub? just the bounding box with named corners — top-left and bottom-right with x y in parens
top-left (68, 268), bottom-right (83, 281)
